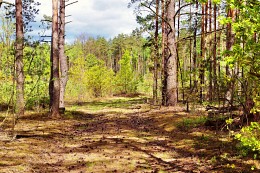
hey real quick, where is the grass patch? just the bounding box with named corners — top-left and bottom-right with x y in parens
top-left (85, 161), bottom-right (95, 167)
top-left (177, 116), bottom-right (208, 129)
top-left (68, 97), bottom-right (147, 111)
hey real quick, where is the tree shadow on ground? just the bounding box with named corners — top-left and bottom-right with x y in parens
top-left (70, 109), bottom-right (257, 172)
top-left (0, 99), bottom-right (258, 172)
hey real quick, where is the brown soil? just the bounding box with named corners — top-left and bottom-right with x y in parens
top-left (0, 97), bottom-right (258, 173)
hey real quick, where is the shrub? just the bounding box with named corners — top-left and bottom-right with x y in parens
top-left (86, 65), bottom-right (114, 97)
top-left (67, 54), bottom-right (114, 99)
top-left (235, 122), bottom-right (260, 157)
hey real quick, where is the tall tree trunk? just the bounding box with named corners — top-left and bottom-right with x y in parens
top-left (161, 0), bottom-right (167, 106)
top-left (50, 0), bottom-right (60, 118)
top-left (153, 0), bottom-right (159, 105)
top-left (213, 3), bottom-right (217, 100)
top-left (59, 0), bottom-right (68, 114)
top-left (15, 0), bottom-right (24, 117)
top-left (193, 1), bottom-right (198, 87)
top-left (166, 0), bottom-right (178, 106)
top-left (217, 6), bottom-right (222, 96)
top-left (177, 0), bottom-right (183, 102)
top-left (208, 0), bottom-right (213, 101)
top-left (199, 2), bottom-right (206, 102)
top-left (189, 3), bottom-right (192, 90)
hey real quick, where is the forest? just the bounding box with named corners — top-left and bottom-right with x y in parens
top-left (0, 0), bottom-right (259, 172)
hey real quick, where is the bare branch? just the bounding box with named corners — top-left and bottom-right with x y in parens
top-left (41, 19), bottom-right (52, 23)
top-left (174, 3), bottom-right (192, 18)
top-left (65, 1), bottom-right (78, 7)
top-left (41, 40), bottom-right (51, 43)
top-left (140, 2), bottom-right (170, 29)
top-left (249, 72), bottom-right (260, 79)
top-left (1, 1), bottom-right (15, 6)
top-left (40, 35), bottom-right (52, 37)
top-left (65, 21), bottom-right (72, 25)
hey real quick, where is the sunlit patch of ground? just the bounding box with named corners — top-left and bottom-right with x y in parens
top-left (0, 97), bottom-right (259, 172)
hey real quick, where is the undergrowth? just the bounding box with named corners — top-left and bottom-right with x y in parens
top-left (235, 122), bottom-right (260, 159)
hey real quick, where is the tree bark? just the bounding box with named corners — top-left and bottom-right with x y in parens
top-left (15, 0), bottom-right (25, 117)
top-left (193, 1), bottom-right (198, 87)
top-left (177, 0), bottom-right (184, 102)
top-left (166, 0), bottom-right (178, 106)
top-left (153, 0), bottom-right (159, 105)
top-left (161, 0), bottom-right (167, 106)
top-left (199, 3), bottom-right (206, 102)
top-left (50, 0), bottom-right (60, 118)
top-left (189, 3), bottom-right (192, 90)
top-left (213, 3), bottom-right (217, 100)
top-left (208, 0), bottom-right (213, 101)
top-left (59, 0), bottom-right (68, 114)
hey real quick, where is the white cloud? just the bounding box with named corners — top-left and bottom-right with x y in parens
top-left (65, 0), bottom-right (139, 41)
top-left (2, 0), bottom-right (139, 43)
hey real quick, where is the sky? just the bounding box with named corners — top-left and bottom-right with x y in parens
top-left (2, 0), bottom-right (139, 43)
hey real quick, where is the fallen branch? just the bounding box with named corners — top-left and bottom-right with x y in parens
top-left (206, 105), bottom-right (240, 114)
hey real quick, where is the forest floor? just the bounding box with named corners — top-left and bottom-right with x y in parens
top-left (0, 96), bottom-right (259, 173)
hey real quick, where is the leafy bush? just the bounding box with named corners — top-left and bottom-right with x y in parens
top-left (0, 79), bottom-right (13, 105)
top-left (86, 64), bottom-right (114, 97)
top-left (26, 96), bottom-right (49, 110)
top-left (67, 54), bottom-right (114, 99)
top-left (235, 122), bottom-right (260, 157)
top-left (252, 96), bottom-right (260, 115)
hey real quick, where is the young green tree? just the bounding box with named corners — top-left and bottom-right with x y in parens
top-left (115, 50), bottom-right (137, 94)
top-left (85, 57), bottom-right (114, 97)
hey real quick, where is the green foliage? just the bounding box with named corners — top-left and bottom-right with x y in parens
top-left (0, 41), bottom-right (51, 110)
top-left (212, 0), bottom-right (221, 4)
top-left (220, 0), bottom-right (260, 114)
top-left (178, 116), bottom-right (208, 129)
top-left (66, 34), bottom-right (151, 100)
top-left (85, 64), bottom-right (115, 97)
top-left (235, 122), bottom-right (260, 157)
top-left (0, 73), bottom-right (13, 104)
top-left (0, 15), bottom-right (15, 105)
top-left (137, 73), bottom-right (153, 96)
top-left (68, 53), bottom-right (114, 99)
top-left (23, 44), bottom-right (50, 110)
top-left (115, 50), bottom-right (138, 94)
top-left (252, 96), bottom-right (260, 114)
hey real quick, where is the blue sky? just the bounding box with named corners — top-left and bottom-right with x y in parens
top-left (2, 0), bottom-right (139, 43)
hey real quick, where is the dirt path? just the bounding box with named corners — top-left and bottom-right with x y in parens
top-left (0, 97), bottom-right (258, 172)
